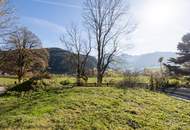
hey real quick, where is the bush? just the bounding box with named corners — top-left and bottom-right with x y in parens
top-left (169, 79), bottom-right (180, 87)
top-left (149, 75), bottom-right (169, 91)
top-left (9, 80), bottom-right (36, 92)
top-left (117, 71), bottom-right (140, 88)
top-left (32, 72), bottom-right (51, 80)
top-left (60, 80), bottom-right (71, 86)
top-left (9, 79), bottom-right (52, 92)
top-left (148, 74), bottom-right (183, 91)
top-left (77, 79), bottom-right (86, 86)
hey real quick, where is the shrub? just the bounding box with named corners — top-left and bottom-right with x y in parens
top-left (149, 75), bottom-right (169, 91)
top-left (9, 79), bottom-right (51, 92)
top-left (117, 71), bottom-right (140, 88)
top-left (148, 74), bottom-right (183, 91)
top-left (169, 79), bottom-right (180, 87)
top-left (32, 72), bottom-right (51, 80)
top-left (60, 80), bottom-right (71, 86)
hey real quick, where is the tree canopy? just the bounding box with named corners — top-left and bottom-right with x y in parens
top-left (0, 27), bottom-right (49, 82)
top-left (165, 33), bottom-right (190, 76)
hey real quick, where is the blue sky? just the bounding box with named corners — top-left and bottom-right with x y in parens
top-left (11, 0), bottom-right (190, 55)
top-left (11, 0), bottom-right (83, 49)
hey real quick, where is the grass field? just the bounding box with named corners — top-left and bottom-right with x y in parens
top-left (0, 76), bottom-right (123, 86)
top-left (0, 77), bottom-right (18, 86)
top-left (0, 87), bottom-right (189, 129)
top-left (0, 75), bottom-right (149, 86)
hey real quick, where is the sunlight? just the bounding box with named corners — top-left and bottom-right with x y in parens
top-left (141, 0), bottom-right (180, 25)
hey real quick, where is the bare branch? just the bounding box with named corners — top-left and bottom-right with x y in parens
top-left (60, 24), bottom-right (92, 85)
top-left (83, 0), bottom-right (135, 85)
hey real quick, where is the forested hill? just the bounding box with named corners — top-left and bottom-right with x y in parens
top-left (1, 48), bottom-right (177, 74)
top-left (48, 49), bottom-right (177, 73)
top-left (47, 48), bottom-right (97, 74)
top-left (0, 48), bottom-right (97, 74)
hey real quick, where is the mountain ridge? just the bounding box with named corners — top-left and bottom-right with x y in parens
top-left (112, 51), bottom-right (177, 71)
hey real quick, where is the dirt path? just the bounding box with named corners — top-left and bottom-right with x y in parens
top-left (0, 87), bottom-right (6, 95)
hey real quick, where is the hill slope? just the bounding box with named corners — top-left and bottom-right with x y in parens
top-left (0, 48), bottom-right (177, 73)
top-left (47, 48), bottom-right (97, 74)
top-left (0, 87), bottom-right (189, 129)
top-left (0, 48), bottom-right (97, 74)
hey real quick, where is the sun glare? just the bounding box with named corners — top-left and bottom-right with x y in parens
top-left (141, 0), bottom-right (180, 25)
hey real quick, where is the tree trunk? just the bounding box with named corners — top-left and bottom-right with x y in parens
top-left (160, 63), bottom-right (163, 78)
top-left (76, 74), bottom-right (81, 86)
top-left (18, 67), bottom-right (24, 83)
top-left (18, 75), bottom-right (22, 83)
top-left (76, 52), bottom-right (81, 86)
top-left (97, 71), bottom-right (103, 86)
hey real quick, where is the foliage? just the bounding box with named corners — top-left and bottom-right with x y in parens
top-left (8, 79), bottom-right (53, 92)
top-left (165, 33), bottom-right (190, 77)
top-left (32, 72), bottom-right (52, 80)
top-left (0, 87), bottom-right (189, 129)
top-left (117, 71), bottom-right (141, 88)
top-left (47, 48), bottom-right (96, 74)
top-left (60, 80), bottom-right (70, 86)
top-left (0, 27), bottom-right (49, 82)
top-left (149, 75), bottom-right (166, 91)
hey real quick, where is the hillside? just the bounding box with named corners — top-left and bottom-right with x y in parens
top-left (47, 49), bottom-right (177, 72)
top-left (0, 48), bottom-right (97, 74)
top-left (0, 48), bottom-right (177, 73)
top-left (112, 52), bottom-right (177, 71)
top-left (0, 87), bottom-right (189, 129)
top-left (47, 48), bottom-right (97, 74)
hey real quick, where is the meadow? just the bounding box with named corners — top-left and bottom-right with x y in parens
top-left (0, 76), bottom-right (190, 129)
top-left (0, 87), bottom-right (190, 129)
top-left (0, 75), bottom-right (149, 87)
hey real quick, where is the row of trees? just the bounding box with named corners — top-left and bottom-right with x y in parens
top-left (0, 0), bottom-right (134, 86)
top-left (62, 0), bottom-right (134, 85)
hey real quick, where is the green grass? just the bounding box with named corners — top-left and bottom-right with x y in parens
top-left (0, 87), bottom-right (189, 129)
top-left (0, 77), bottom-right (17, 86)
top-left (0, 75), bottom-right (149, 86)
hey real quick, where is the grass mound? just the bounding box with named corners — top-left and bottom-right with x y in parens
top-left (8, 79), bottom-right (54, 92)
top-left (0, 87), bottom-right (189, 129)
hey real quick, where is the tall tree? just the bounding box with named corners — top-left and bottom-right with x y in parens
top-left (83, 0), bottom-right (134, 85)
top-left (165, 33), bottom-right (190, 76)
top-left (60, 24), bottom-right (92, 86)
top-left (0, 27), bottom-right (48, 83)
top-left (0, 0), bottom-right (15, 66)
top-left (0, 0), bottom-right (15, 37)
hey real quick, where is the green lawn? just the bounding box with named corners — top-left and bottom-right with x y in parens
top-left (0, 87), bottom-right (189, 129)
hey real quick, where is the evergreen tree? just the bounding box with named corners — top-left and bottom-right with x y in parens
top-left (165, 33), bottom-right (190, 76)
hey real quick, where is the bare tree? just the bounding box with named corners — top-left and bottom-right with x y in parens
top-left (60, 24), bottom-right (92, 86)
top-left (0, 27), bottom-right (48, 83)
top-left (0, 0), bottom-right (15, 37)
top-left (0, 0), bottom-right (15, 65)
top-left (83, 0), bottom-right (135, 85)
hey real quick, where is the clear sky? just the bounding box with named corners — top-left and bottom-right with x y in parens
top-left (11, 0), bottom-right (190, 55)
